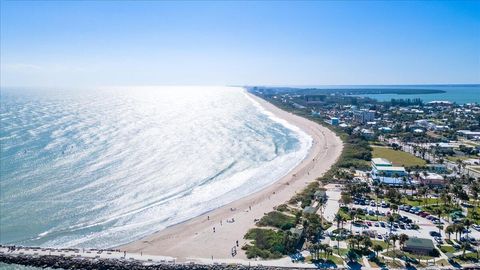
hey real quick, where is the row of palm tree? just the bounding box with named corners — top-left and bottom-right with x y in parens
top-left (308, 243), bottom-right (333, 261)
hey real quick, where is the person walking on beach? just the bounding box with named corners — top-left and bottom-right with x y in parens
top-left (213, 227), bottom-right (215, 233)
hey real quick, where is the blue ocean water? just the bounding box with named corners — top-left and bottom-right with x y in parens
top-left (0, 86), bottom-right (311, 249)
top-left (347, 85), bottom-right (480, 104)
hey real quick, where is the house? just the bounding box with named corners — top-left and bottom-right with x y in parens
top-left (361, 129), bottom-right (375, 140)
top-left (419, 172), bottom-right (446, 186)
top-left (314, 190), bottom-right (327, 203)
top-left (289, 225), bottom-right (305, 247)
top-left (403, 237), bottom-right (436, 256)
top-left (303, 206), bottom-right (316, 214)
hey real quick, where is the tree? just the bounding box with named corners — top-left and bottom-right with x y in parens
top-left (446, 225), bottom-right (455, 240)
top-left (464, 219), bottom-right (472, 239)
top-left (334, 213), bottom-right (344, 230)
top-left (361, 235), bottom-right (372, 252)
top-left (456, 224), bottom-right (465, 241)
top-left (389, 234), bottom-right (399, 259)
top-left (373, 244), bottom-right (384, 258)
top-left (388, 215), bottom-right (395, 233)
top-left (399, 233), bottom-right (409, 251)
top-left (346, 249), bottom-right (358, 262)
top-left (461, 241), bottom-right (470, 258)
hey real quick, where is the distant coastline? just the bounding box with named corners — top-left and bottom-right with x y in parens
top-left (250, 84), bottom-right (480, 104)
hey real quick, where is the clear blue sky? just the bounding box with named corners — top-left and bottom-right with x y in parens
top-left (1, 1), bottom-right (479, 87)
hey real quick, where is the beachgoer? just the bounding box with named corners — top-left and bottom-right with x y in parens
top-left (207, 216), bottom-right (209, 220)
top-left (236, 240), bottom-right (239, 246)
top-left (213, 227), bottom-right (215, 233)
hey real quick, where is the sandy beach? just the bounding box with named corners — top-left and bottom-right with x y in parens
top-left (120, 93), bottom-right (343, 262)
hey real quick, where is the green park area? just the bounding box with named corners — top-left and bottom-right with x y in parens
top-left (372, 146), bottom-right (427, 167)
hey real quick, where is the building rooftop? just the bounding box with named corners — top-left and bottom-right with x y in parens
top-left (405, 237), bottom-right (435, 250)
top-left (375, 166), bottom-right (406, 172)
top-left (303, 206), bottom-right (316, 214)
top-left (372, 158), bottom-right (392, 167)
top-left (420, 173), bottom-right (444, 180)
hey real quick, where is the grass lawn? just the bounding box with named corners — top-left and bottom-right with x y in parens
top-left (468, 206), bottom-right (480, 223)
top-left (383, 250), bottom-right (439, 260)
top-left (402, 197), bottom-right (439, 207)
top-left (326, 255), bottom-right (344, 265)
top-left (422, 203), bottom-right (461, 215)
top-left (372, 240), bottom-right (389, 250)
top-left (369, 257), bottom-right (387, 268)
top-left (454, 251), bottom-right (480, 262)
top-left (439, 245), bottom-right (456, 253)
top-left (446, 155), bottom-right (477, 163)
top-left (334, 248), bottom-right (349, 257)
top-left (372, 146), bottom-right (426, 167)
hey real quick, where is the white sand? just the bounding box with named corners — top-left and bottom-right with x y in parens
top-left (120, 93), bottom-right (343, 261)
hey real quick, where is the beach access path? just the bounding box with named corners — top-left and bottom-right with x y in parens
top-left (120, 93), bottom-right (343, 262)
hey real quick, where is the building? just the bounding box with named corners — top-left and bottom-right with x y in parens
top-left (314, 190), bottom-right (327, 203)
top-left (361, 129), bottom-right (375, 140)
top-left (289, 225), bottom-right (305, 247)
top-left (403, 237), bottom-right (436, 256)
top-left (330, 117), bottom-right (339, 126)
top-left (419, 172), bottom-right (446, 186)
top-left (371, 158), bottom-right (407, 185)
top-left (354, 109), bottom-right (375, 123)
top-left (457, 130), bottom-right (480, 140)
top-left (303, 206), bottom-right (316, 214)
top-left (378, 127), bottom-right (392, 133)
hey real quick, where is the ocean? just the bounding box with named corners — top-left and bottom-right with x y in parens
top-left (347, 84), bottom-right (480, 104)
top-left (0, 86), bottom-right (312, 249)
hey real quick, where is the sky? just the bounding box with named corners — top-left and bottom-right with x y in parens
top-left (1, 1), bottom-right (479, 87)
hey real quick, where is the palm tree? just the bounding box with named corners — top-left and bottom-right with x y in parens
top-left (334, 213), bottom-right (342, 230)
top-left (388, 215), bottom-right (395, 233)
top-left (399, 233), bottom-right (409, 254)
top-left (389, 234), bottom-right (399, 259)
top-left (461, 241), bottom-right (470, 258)
top-left (446, 225), bottom-right (455, 240)
top-left (456, 224), bottom-right (465, 241)
top-left (464, 219), bottom-right (472, 239)
top-left (362, 235), bottom-right (372, 252)
top-left (434, 208), bottom-right (443, 223)
top-left (373, 244), bottom-right (384, 258)
top-left (391, 204), bottom-right (398, 213)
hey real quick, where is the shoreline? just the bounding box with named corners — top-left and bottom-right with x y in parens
top-left (120, 93), bottom-right (343, 262)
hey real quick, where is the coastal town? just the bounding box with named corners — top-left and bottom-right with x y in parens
top-left (238, 87), bottom-right (480, 269)
top-left (3, 88), bottom-right (480, 270)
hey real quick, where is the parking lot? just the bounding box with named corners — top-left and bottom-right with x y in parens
top-left (344, 200), bottom-right (452, 245)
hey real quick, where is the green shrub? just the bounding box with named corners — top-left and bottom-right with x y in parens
top-left (243, 228), bottom-right (286, 259)
top-left (257, 211), bottom-right (296, 230)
